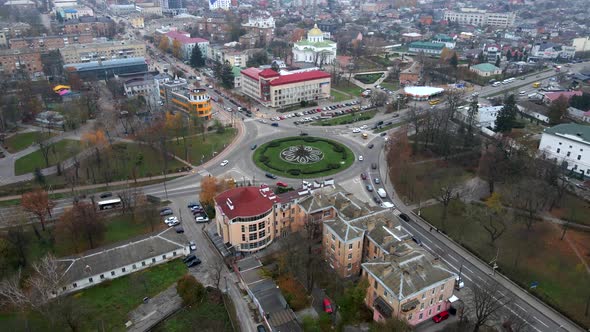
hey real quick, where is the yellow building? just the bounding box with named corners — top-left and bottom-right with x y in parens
top-left (160, 77), bottom-right (212, 119)
top-left (130, 15), bottom-right (144, 29)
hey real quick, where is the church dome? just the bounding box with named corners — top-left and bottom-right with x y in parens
top-left (308, 24), bottom-right (323, 36)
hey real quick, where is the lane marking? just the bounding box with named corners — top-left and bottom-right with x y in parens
top-left (513, 303), bottom-right (526, 311)
top-left (464, 266), bottom-right (474, 273)
top-left (448, 255), bottom-right (459, 262)
top-left (533, 316), bottom-right (549, 328)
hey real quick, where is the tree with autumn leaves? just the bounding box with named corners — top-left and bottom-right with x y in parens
top-left (199, 176), bottom-right (235, 217)
top-left (56, 201), bottom-right (105, 252)
top-left (21, 188), bottom-right (55, 232)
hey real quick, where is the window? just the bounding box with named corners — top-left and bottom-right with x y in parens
top-left (428, 309), bottom-right (432, 315)
top-left (62, 286), bottom-right (67, 291)
top-left (437, 304), bottom-right (441, 311)
top-left (241, 225), bottom-right (245, 232)
top-left (347, 263), bottom-right (352, 270)
top-left (441, 284), bottom-right (445, 290)
top-left (432, 288), bottom-right (435, 294)
top-left (89, 277), bottom-right (93, 283)
top-left (331, 234), bottom-right (335, 240)
top-left (338, 241), bottom-right (341, 248)
top-left (100, 274), bottom-right (104, 279)
top-left (249, 233), bottom-right (258, 241)
top-left (578, 155), bottom-right (581, 160)
top-left (419, 313), bottom-right (423, 319)
top-left (122, 267), bottom-right (126, 273)
top-left (152, 258), bottom-right (156, 263)
top-left (422, 293), bottom-right (425, 299)
top-left (242, 234), bottom-right (246, 241)
top-left (142, 261), bottom-right (146, 267)
top-left (259, 230), bottom-right (266, 238)
top-left (73, 283), bottom-right (77, 288)
top-left (430, 298), bottom-right (434, 305)
top-left (557, 148), bottom-right (561, 153)
top-left (111, 271), bottom-right (115, 276)
top-left (162, 255), bottom-right (166, 259)
top-left (374, 280), bottom-right (378, 288)
top-left (349, 244), bottom-right (353, 250)
top-left (384, 290), bottom-right (388, 297)
top-left (420, 303), bottom-right (424, 310)
top-left (258, 221), bottom-right (265, 230)
top-left (439, 294), bottom-right (443, 302)
top-left (132, 264), bottom-right (137, 269)
top-left (567, 152), bottom-right (571, 157)
top-left (348, 253), bottom-right (352, 260)
top-left (249, 224), bottom-right (256, 232)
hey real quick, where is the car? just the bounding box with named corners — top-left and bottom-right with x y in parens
top-left (271, 122), bottom-right (279, 127)
top-left (300, 132), bottom-right (309, 136)
top-left (251, 144), bottom-right (257, 150)
top-left (352, 128), bottom-right (361, 133)
top-left (380, 202), bottom-right (395, 208)
top-left (323, 298), bottom-right (333, 313)
top-left (164, 216), bottom-right (179, 226)
top-left (187, 202), bottom-right (200, 208)
top-left (195, 215), bottom-right (209, 223)
top-left (373, 196), bottom-right (380, 203)
top-left (374, 178), bottom-right (380, 184)
top-left (189, 241), bottom-right (197, 251)
top-left (368, 143), bottom-right (374, 149)
top-left (380, 132), bottom-right (387, 136)
top-left (360, 125), bottom-right (368, 130)
top-left (183, 254), bottom-right (196, 263)
top-left (399, 213), bottom-right (411, 222)
top-left (220, 160), bottom-right (229, 166)
top-left (160, 208), bottom-right (173, 216)
top-left (432, 311), bottom-right (450, 323)
top-left (371, 163), bottom-right (377, 170)
top-left (412, 236), bottom-right (422, 246)
top-left (519, 90), bottom-right (527, 95)
top-left (100, 192), bottom-right (113, 199)
top-left (279, 116), bottom-right (285, 120)
top-left (455, 277), bottom-right (465, 290)
top-left (276, 181), bottom-right (288, 187)
top-left (257, 325), bottom-right (267, 332)
top-left (360, 173), bottom-right (367, 180)
top-left (186, 257), bottom-right (202, 267)
top-left (358, 155), bottom-right (364, 161)
top-left (207, 85), bottom-right (213, 88)
top-left (366, 185), bottom-right (374, 192)
top-left (175, 226), bottom-right (184, 233)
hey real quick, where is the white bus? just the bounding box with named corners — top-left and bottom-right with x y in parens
top-left (97, 198), bottom-right (122, 210)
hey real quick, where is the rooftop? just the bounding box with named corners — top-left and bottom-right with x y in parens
top-left (165, 31), bottom-right (209, 45)
top-left (63, 57), bottom-right (147, 71)
top-left (544, 91), bottom-right (583, 102)
top-left (471, 63), bottom-right (501, 73)
top-left (215, 186), bottom-right (278, 220)
top-left (269, 70), bottom-right (331, 86)
top-left (409, 42), bottom-right (445, 50)
top-left (544, 123), bottom-right (590, 143)
top-left (294, 39), bottom-right (336, 48)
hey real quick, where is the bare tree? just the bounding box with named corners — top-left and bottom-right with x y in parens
top-left (469, 283), bottom-right (512, 332)
top-left (502, 310), bottom-right (532, 332)
top-left (504, 178), bottom-right (549, 230)
top-left (433, 173), bottom-right (461, 231)
top-left (370, 90), bottom-right (388, 107)
top-left (36, 134), bottom-right (53, 168)
top-left (209, 259), bottom-right (225, 290)
top-left (444, 88), bottom-right (465, 120)
top-left (5, 224), bottom-right (29, 268)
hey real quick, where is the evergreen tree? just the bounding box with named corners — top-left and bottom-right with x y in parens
top-left (548, 95), bottom-right (569, 125)
top-left (506, 50), bottom-right (512, 62)
top-left (220, 61), bottom-right (235, 89)
top-left (271, 61), bottom-right (280, 72)
top-left (189, 45), bottom-right (205, 68)
top-left (495, 55), bottom-right (501, 68)
top-left (494, 94), bottom-right (517, 133)
top-left (450, 53), bottom-right (458, 68)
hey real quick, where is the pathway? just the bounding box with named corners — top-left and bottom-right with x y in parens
top-left (127, 284), bottom-right (182, 332)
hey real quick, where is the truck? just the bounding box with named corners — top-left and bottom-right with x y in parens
top-left (377, 188), bottom-right (387, 198)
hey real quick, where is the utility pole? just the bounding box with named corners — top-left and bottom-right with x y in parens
top-left (489, 247), bottom-right (499, 276)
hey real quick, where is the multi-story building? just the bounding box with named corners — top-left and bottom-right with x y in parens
top-left (165, 31), bottom-right (209, 61)
top-left (0, 48), bottom-right (42, 78)
top-left (56, 6), bottom-right (94, 21)
top-left (408, 42), bottom-right (444, 55)
top-left (362, 250), bottom-right (456, 325)
top-left (159, 76), bottom-right (212, 119)
top-left (60, 41), bottom-right (146, 64)
top-left (242, 12), bottom-right (275, 46)
top-left (121, 71), bottom-right (168, 110)
top-left (399, 61), bottom-right (421, 85)
top-left (195, 14), bottom-right (231, 43)
top-left (209, 0), bottom-right (231, 10)
top-left (0, 31), bottom-right (7, 48)
top-left (207, 45), bottom-right (253, 68)
top-left (292, 24), bottom-right (337, 65)
top-left (52, 0), bottom-right (78, 9)
top-left (444, 9), bottom-right (516, 28)
top-left (136, 3), bottom-right (163, 17)
top-left (573, 37), bottom-right (590, 53)
top-left (63, 57), bottom-right (148, 81)
top-left (129, 15), bottom-right (145, 29)
top-left (531, 42), bottom-right (576, 60)
top-left (538, 123), bottom-right (590, 178)
top-left (62, 17), bottom-right (114, 37)
top-left (9, 34), bottom-right (93, 50)
top-left (431, 34), bottom-right (455, 49)
top-left (470, 63), bottom-right (502, 77)
top-left (240, 67), bottom-right (331, 108)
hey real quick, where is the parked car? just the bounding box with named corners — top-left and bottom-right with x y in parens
top-left (164, 216), bottom-right (179, 227)
top-left (251, 144), bottom-right (257, 150)
top-left (368, 143), bottom-right (374, 149)
top-left (358, 155), bottom-right (364, 161)
top-left (374, 178), bottom-right (380, 184)
top-left (220, 160), bottom-right (229, 167)
top-left (186, 257), bottom-right (202, 268)
top-left (323, 298), bottom-right (333, 313)
top-left (432, 311), bottom-right (450, 323)
top-left (160, 208), bottom-right (173, 216)
top-left (189, 241), bottom-right (197, 251)
top-left (371, 163), bottom-right (377, 170)
top-left (360, 173), bottom-right (367, 180)
top-left (411, 236), bottom-right (422, 246)
top-left (187, 202), bottom-right (200, 208)
top-left (399, 213), bottom-right (411, 222)
top-left (195, 215), bottom-right (209, 223)
top-left (183, 254), bottom-right (196, 263)
top-left (271, 122), bottom-right (279, 127)
top-left (276, 181), bottom-right (288, 187)
top-left (366, 185), bottom-right (374, 192)
top-left (174, 226), bottom-right (184, 233)
top-left (265, 173), bottom-right (277, 179)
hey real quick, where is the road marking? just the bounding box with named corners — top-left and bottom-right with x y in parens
top-left (461, 273), bottom-right (473, 282)
top-left (432, 243), bottom-right (442, 250)
top-left (448, 255), bottom-right (459, 262)
top-left (513, 303), bottom-right (526, 312)
top-left (533, 316), bottom-right (549, 328)
top-left (476, 275), bottom-right (487, 284)
top-left (464, 266), bottom-right (474, 273)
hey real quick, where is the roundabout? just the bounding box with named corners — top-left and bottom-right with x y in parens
top-left (253, 136), bottom-right (355, 178)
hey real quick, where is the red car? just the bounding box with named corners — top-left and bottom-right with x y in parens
top-left (323, 298), bottom-right (333, 313)
top-left (276, 181), bottom-right (288, 187)
top-left (360, 173), bottom-right (367, 180)
top-left (432, 310), bottom-right (449, 323)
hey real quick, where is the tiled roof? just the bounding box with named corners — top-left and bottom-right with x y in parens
top-left (166, 31), bottom-right (208, 45)
top-left (269, 70), bottom-right (331, 86)
top-left (259, 68), bottom-right (280, 78)
top-left (544, 91), bottom-right (583, 102)
top-left (215, 186), bottom-right (278, 220)
top-left (544, 123), bottom-right (590, 143)
top-left (241, 67), bottom-right (262, 80)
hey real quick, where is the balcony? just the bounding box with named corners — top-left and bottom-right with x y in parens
top-left (373, 296), bottom-right (393, 319)
top-left (401, 298), bottom-right (420, 313)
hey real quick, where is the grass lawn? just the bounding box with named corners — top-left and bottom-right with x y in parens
top-left (354, 73), bottom-right (384, 85)
top-left (331, 89), bottom-right (350, 102)
top-left (277, 275), bottom-right (311, 311)
top-left (313, 110), bottom-right (377, 126)
top-left (420, 201), bottom-right (590, 329)
top-left (153, 288), bottom-right (233, 332)
top-left (15, 139), bottom-right (81, 175)
top-left (549, 193), bottom-right (590, 226)
top-left (253, 137), bottom-right (355, 179)
top-left (0, 260), bottom-right (187, 332)
top-left (379, 82), bottom-right (400, 91)
top-left (167, 128), bottom-right (236, 165)
top-left (4, 131), bottom-right (50, 153)
top-left (333, 82), bottom-right (364, 96)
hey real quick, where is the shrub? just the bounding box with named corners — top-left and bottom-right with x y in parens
top-left (259, 155), bottom-right (269, 163)
top-left (288, 169), bottom-right (301, 176)
top-left (303, 137), bottom-right (317, 142)
top-left (328, 163), bottom-right (341, 170)
top-left (333, 145), bottom-right (344, 153)
top-left (177, 274), bottom-right (206, 306)
top-left (268, 141), bottom-right (281, 148)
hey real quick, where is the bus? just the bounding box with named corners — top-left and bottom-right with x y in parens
top-left (429, 99), bottom-right (441, 106)
top-left (97, 198), bottom-right (122, 210)
top-left (532, 82), bottom-right (541, 88)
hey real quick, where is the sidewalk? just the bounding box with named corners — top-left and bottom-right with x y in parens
top-left (377, 144), bottom-right (584, 332)
top-left (127, 284), bottom-right (182, 332)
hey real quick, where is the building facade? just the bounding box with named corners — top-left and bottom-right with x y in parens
top-left (62, 17), bottom-right (114, 37)
top-left (9, 34), bottom-right (93, 50)
top-left (399, 61), bottom-right (421, 85)
top-left (209, 0), bottom-right (231, 10)
top-left (573, 37), bottom-right (590, 53)
top-left (57, 6), bottom-right (94, 20)
top-left (538, 123), bottom-right (590, 177)
top-left (159, 76), bottom-right (212, 119)
top-left (165, 31), bottom-right (209, 61)
top-left (207, 45), bottom-right (252, 68)
top-left (63, 57), bottom-right (148, 81)
top-left (60, 41), bottom-right (146, 64)
top-left (242, 12), bottom-right (275, 46)
top-left (444, 9), bottom-right (516, 28)
top-left (470, 63), bottom-right (502, 77)
top-left (240, 68), bottom-right (331, 108)
top-left (0, 48), bottom-right (42, 78)
top-left (408, 42), bottom-right (444, 55)
top-left (431, 34), bottom-right (455, 49)
top-left (292, 24), bottom-right (337, 65)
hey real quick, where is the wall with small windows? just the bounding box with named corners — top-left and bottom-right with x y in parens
top-left (539, 129), bottom-right (590, 178)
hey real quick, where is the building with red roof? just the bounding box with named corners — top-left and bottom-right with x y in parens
top-left (240, 67), bottom-right (331, 108)
top-left (165, 31), bottom-right (209, 61)
top-left (543, 91), bottom-right (583, 104)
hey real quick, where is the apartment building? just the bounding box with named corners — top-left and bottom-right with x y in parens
top-left (207, 45), bottom-right (251, 68)
top-left (62, 17), bottom-right (114, 37)
top-left (56, 6), bottom-right (94, 21)
top-left (0, 48), bottom-right (42, 77)
top-left (159, 76), bottom-right (212, 119)
top-left (538, 123), bottom-right (590, 178)
top-left (209, 0), bottom-right (231, 10)
top-left (408, 42), bottom-right (445, 55)
top-left (444, 9), bottom-right (516, 28)
top-left (195, 15), bottom-right (231, 43)
top-left (165, 31), bottom-right (209, 61)
top-left (60, 40), bottom-right (146, 64)
top-left (240, 67), bottom-right (331, 108)
top-left (9, 34), bottom-right (93, 50)
top-left (63, 57), bottom-right (148, 81)
top-left (242, 12), bottom-right (275, 45)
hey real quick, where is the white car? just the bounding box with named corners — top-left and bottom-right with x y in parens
top-left (165, 216), bottom-right (179, 227)
top-left (220, 160), bottom-right (229, 167)
top-left (358, 155), bottom-right (364, 161)
top-left (189, 241), bottom-right (197, 251)
top-left (380, 202), bottom-right (395, 208)
top-left (352, 128), bottom-right (361, 133)
top-left (360, 125), bottom-right (368, 130)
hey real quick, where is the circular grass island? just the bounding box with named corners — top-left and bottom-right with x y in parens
top-left (253, 136), bottom-right (355, 179)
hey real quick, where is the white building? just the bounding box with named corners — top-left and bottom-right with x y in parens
top-left (444, 8), bottom-right (516, 28)
top-left (56, 228), bottom-right (188, 295)
top-left (531, 43), bottom-right (576, 59)
top-left (538, 123), bottom-right (590, 177)
top-left (209, 0), bottom-right (231, 10)
top-left (52, 0), bottom-right (78, 9)
top-left (573, 37), bottom-right (590, 53)
top-left (292, 24), bottom-right (337, 65)
top-left (242, 13), bottom-right (275, 29)
top-left (456, 105), bottom-right (503, 129)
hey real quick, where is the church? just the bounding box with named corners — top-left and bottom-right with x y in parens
top-left (292, 24), bottom-right (337, 66)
